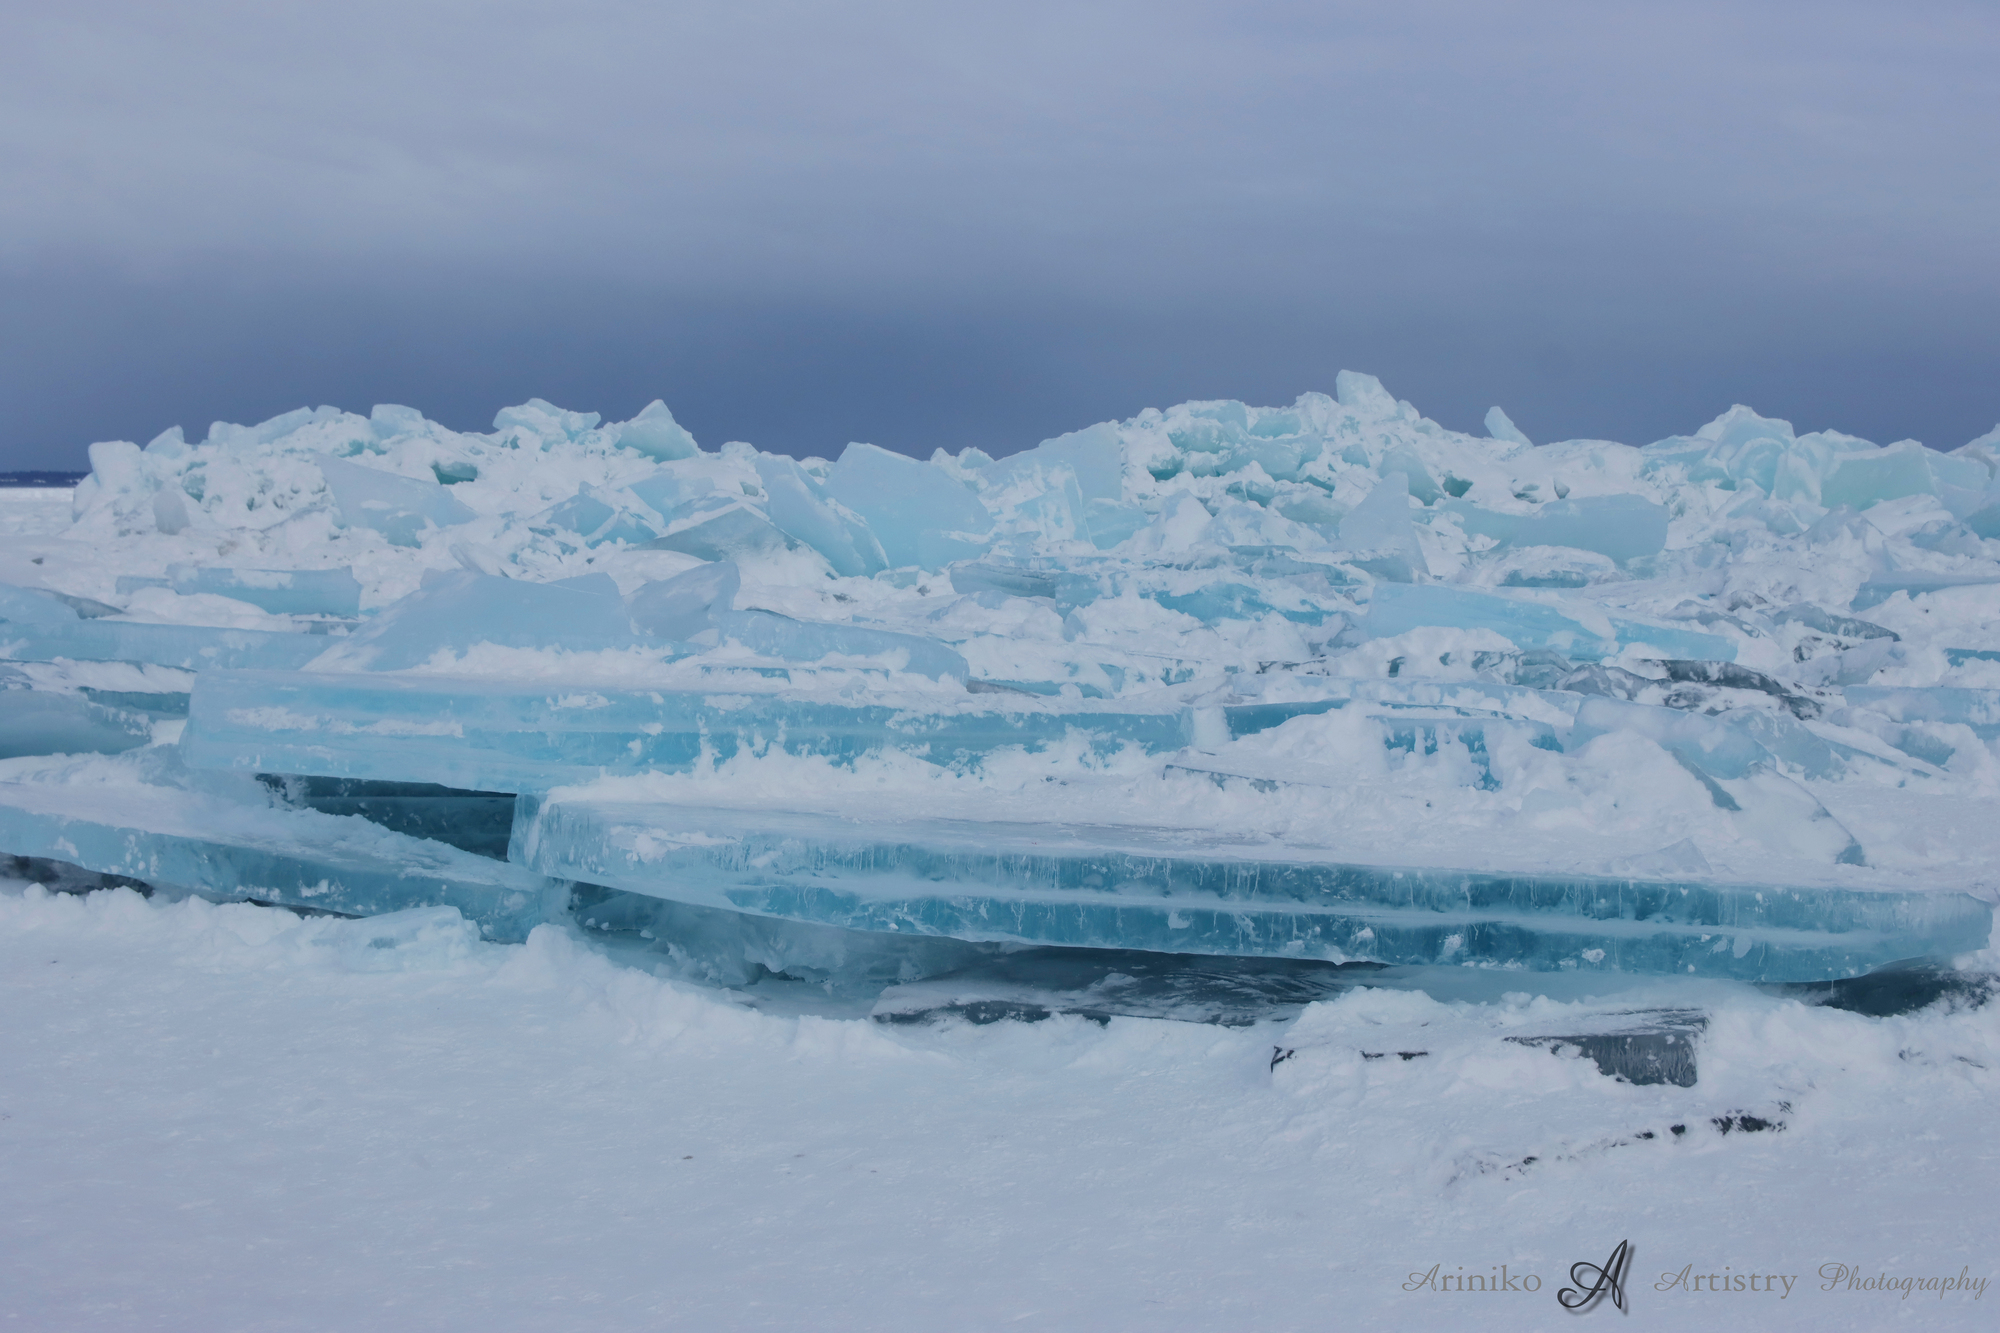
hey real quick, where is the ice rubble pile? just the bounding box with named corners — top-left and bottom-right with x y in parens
top-left (4, 373), bottom-right (1999, 987)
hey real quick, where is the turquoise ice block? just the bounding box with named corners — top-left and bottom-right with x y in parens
top-left (510, 798), bottom-right (1993, 983)
top-left (0, 778), bottom-right (566, 941)
top-left (0, 620), bottom-right (327, 672)
top-left (180, 670), bottom-right (1194, 792)
top-left (0, 690), bottom-right (155, 758)
top-left (166, 566), bottom-right (363, 617)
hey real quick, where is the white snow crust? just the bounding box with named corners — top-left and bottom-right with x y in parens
top-left (0, 881), bottom-right (1992, 1331)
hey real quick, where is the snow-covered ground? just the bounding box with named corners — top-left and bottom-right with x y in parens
top-left (0, 485), bottom-right (71, 539)
top-left (2, 879), bottom-right (1993, 1331)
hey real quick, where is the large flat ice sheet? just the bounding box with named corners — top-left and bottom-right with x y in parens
top-left (179, 669), bottom-right (1192, 791)
top-left (512, 797), bottom-right (1991, 980)
top-left (0, 778), bottom-right (565, 940)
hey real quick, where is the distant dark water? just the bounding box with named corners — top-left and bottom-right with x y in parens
top-left (0, 471), bottom-right (87, 488)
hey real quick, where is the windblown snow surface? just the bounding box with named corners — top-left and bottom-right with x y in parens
top-left (3, 376), bottom-right (1999, 1329)
top-left (1, 882), bottom-right (1995, 1331)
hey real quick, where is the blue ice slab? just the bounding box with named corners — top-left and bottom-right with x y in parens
top-left (1560, 689), bottom-right (1888, 782)
top-left (1486, 407), bottom-right (1532, 446)
top-left (0, 660), bottom-right (195, 717)
top-left (161, 565), bottom-right (363, 617)
top-left (1209, 707), bottom-right (1560, 788)
top-left (318, 456), bottom-right (476, 546)
top-left (1366, 584), bottom-right (1736, 661)
top-left (1444, 496), bottom-right (1669, 563)
top-left (493, 398), bottom-right (601, 445)
top-left (0, 779), bottom-right (566, 941)
top-left (1820, 442), bottom-right (1987, 511)
top-left (616, 564), bottom-right (968, 680)
top-left (1568, 697), bottom-right (1772, 779)
top-left (513, 800), bottom-right (1992, 982)
top-left (1188, 689), bottom-right (1567, 791)
top-left (0, 584), bottom-right (81, 625)
top-left (952, 561), bottom-right (1124, 609)
top-left (1218, 679), bottom-right (1576, 741)
top-left (1200, 711), bottom-right (1555, 791)
top-left (1153, 582), bottom-right (1335, 626)
top-left (1710, 707), bottom-right (1875, 780)
top-left (645, 497), bottom-right (799, 561)
top-left (948, 557), bottom-right (1349, 627)
top-left (625, 469), bottom-right (714, 521)
top-left (1851, 574), bottom-right (2000, 611)
top-left (1336, 473), bottom-right (1422, 569)
top-left (313, 570), bottom-right (637, 670)
top-left (982, 422), bottom-right (1125, 502)
top-left (0, 620), bottom-right (327, 671)
top-left (754, 456), bottom-right (887, 577)
top-left (970, 653), bottom-right (1204, 698)
top-left (1368, 584), bottom-right (1608, 655)
top-left (179, 671), bottom-right (1192, 792)
top-left (825, 442), bottom-right (993, 570)
top-left (1524, 496), bottom-right (1670, 562)
top-left (570, 884), bottom-right (998, 996)
top-left (626, 562), bottom-right (739, 640)
top-left (1085, 500), bottom-right (1149, 549)
top-left (0, 689), bottom-right (154, 758)
top-left (1845, 686), bottom-right (2000, 740)
top-left (716, 611), bottom-right (969, 681)
top-left (79, 688), bottom-right (189, 717)
top-left (610, 400), bottom-right (701, 461)
top-left (529, 489), bottom-right (660, 548)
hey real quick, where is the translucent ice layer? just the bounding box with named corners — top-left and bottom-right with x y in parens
top-left (512, 799), bottom-right (1991, 982)
top-left (0, 683), bottom-right (154, 758)
top-left (1365, 585), bottom-right (1736, 661)
top-left (180, 670), bottom-right (1192, 791)
top-left (1844, 686), bottom-right (2000, 738)
top-left (308, 570), bottom-right (640, 669)
top-left (0, 777), bottom-right (564, 940)
top-left (2, 618), bottom-right (327, 671)
top-left (128, 565), bottom-right (364, 617)
top-left (1, 584), bottom-right (91, 624)
top-left (318, 455), bottom-right (477, 546)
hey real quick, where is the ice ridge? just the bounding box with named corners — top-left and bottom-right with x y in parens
top-left (5, 373), bottom-right (2000, 989)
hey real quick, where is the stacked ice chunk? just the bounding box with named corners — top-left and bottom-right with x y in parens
top-left (5, 377), bottom-right (1998, 984)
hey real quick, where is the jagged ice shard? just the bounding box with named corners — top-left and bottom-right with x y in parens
top-left (4, 375), bottom-right (1998, 992)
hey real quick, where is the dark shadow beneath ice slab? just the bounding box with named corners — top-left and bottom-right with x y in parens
top-left (568, 883), bottom-right (1996, 1037)
top-left (878, 952), bottom-right (1709, 1086)
top-left (871, 948), bottom-right (1391, 1028)
top-left (1505, 1011), bottom-right (1707, 1088)
top-left (4, 853), bottom-right (163, 898)
top-left (2, 853), bottom-right (363, 919)
top-left (567, 884), bottom-right (1002, 1010)
top-left (258, 775), bottom-right (518, 861)
top-left (1765, 958), bottom-right (1998, 1017)
top-left (571, 885), bottom-right (1389, 1022)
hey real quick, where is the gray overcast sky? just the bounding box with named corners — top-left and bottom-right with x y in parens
top-left (3, 0), bottom-right (1997, 466)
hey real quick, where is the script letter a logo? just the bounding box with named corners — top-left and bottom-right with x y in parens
top-left (1558, 1239), bottom-right (1632, 1314)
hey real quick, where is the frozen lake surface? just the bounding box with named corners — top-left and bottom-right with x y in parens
top-left (1, 881), bottom-right (1994, 1331)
